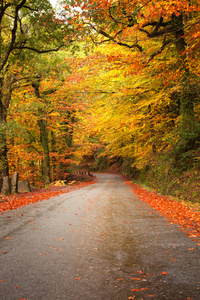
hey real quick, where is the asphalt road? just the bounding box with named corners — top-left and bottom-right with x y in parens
top-left (0, 174), bottom-right (199, 300)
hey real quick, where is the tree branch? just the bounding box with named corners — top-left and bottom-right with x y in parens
top-left (140, 27), bottom-right (167, 38)
top-left (147, 39), bottom-right (173, 64)
top-left (0, 0), bottom-right (27, 72)
top-left (87, 22), bottom-right (144, 52)
top-left (23, 5), bottom-right (39, 12)
top-left (0, 2), bottom-right (12, 23)
top-left (13, 44), bottom-right (65, 54)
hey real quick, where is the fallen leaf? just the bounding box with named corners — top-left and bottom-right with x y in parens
top-left (6, 237), bottom-right (13, 239)
top-left (130, 278), bottom-right (141, 280)
top-left (0, 280), bottom-right (6, 282)
top-left (126, 182), bottom-right (200, 240)
top-left (0, 181), bottom-right (95, 213)
top-left (131, 288), bottom-right (148, 292)
top-left (160, 272), bottom-right (167, 275)
top-left (49, 247), bottom-right (63, 251)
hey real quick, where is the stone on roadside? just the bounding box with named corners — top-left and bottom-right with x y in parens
top-left (18, 180), bottom-right (31, 192)
top-left (0, 177), bottom-right (3, 192)
top-left (2, 176), bottom-right (11, 195)
top-left (11, 172), bottom-right (19, 194)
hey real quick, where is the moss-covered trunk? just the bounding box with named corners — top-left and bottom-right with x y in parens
top-left (37, 114), bottom-right (50, 185)
top-left (32, 82), bottom-right (50, 185)
top-left (0, 75), bottom-right (11, 178)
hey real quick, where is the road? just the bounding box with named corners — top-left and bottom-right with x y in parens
top-left (0, 174), bottom-right (199, 300)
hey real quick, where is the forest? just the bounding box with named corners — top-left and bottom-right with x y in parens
top-left (0, 0), bottom-right (200, 203)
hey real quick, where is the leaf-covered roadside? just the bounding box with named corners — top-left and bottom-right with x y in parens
top-left (0, 181), bottom-right (95, 214)
top-left (125, 181), bottom-right (200, 243)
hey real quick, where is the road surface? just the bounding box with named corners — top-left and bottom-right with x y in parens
top-left (0, 174), bottom-right (199, 299)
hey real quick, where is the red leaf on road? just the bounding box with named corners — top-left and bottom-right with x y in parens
top-left (125, 181), bottom-right (200, 241)
top-left (131, 288), bottom-right (148, 292)
top-left (0, 181), bottom-right (96, 213)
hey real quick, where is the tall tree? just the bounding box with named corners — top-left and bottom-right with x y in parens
top-left (0, 0), bottom-right (73, 178)
top-left (7, 52), bottom-right (80, 186)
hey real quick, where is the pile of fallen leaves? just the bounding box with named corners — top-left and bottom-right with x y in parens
top-left (125, 181), bottom-right (200, 242)
top-left (0, 181), bottom-right (95, 213)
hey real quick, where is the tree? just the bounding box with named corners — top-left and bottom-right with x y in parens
top-left (56, 29), bottom-right (199, 171)
top-left (0, 0), bottom-right (74, 178)
top-left (66, 0), bottom-right (200, 146)
top-left (6, 51), bottom-right (81, 186)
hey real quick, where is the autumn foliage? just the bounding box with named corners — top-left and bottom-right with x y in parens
top-left (0, 0), bottom-right (200, 205)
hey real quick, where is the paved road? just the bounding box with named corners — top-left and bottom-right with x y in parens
top-left (0, 174), bottom-right (199, 300)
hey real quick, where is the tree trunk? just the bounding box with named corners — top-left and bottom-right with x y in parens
top-left (173, 13), bottom-right (195, 128)
top-left (38, 115), bottom-right (50, 185)
top-left (32, 81), bottom-right (51, 185)
top-left (0, 76), bottom-right (9, 177)
top-left (50, 130), bottom-right (56, 181)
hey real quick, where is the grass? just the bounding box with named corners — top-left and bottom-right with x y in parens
top-left (135, 167), bottom-right (200, 206)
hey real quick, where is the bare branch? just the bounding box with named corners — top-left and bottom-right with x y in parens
top-left (23, 5), bottom-right (39, 12)
top-left (13, 44), bottom-right (65, 54)
top-left (87, 22), bottom-right (144, 52)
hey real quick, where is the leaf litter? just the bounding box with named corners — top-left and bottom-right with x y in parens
top-left (0, 181), bottom-right (95, 213)
top-left (125, 181), bottom-right (200, 242)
